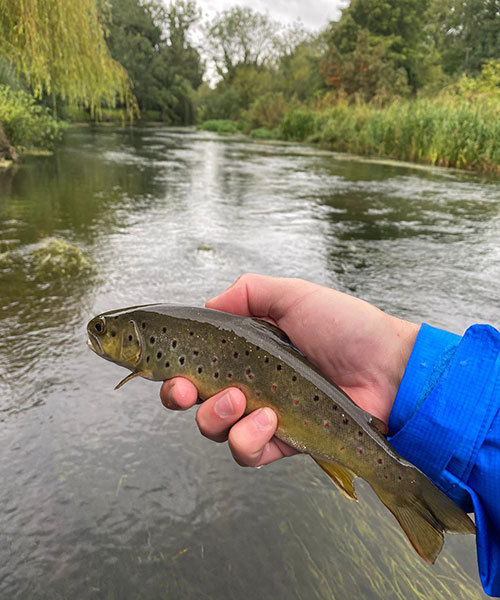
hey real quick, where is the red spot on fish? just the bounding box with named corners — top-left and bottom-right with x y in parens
top-left (384, 475), bottom-right (388, 480)
top-left (304, 421), bottom-right (308, 426)
top-left (358, 449), bottom-right (363, 455)
top-left (256, 392), bottom-right (261, 397)
top-left (227, 373), bottom-right (232, 379)
top-left (377, 458), bottom-right (383, 464)
top-left (294, 400), bottom-right (299, 405)
top-left (324, 423), bottom-right (330, 429)
top-left (272, 385), bottom-right (277, 391)
top-left (245, 369), bottom-right (251, 375)
top-left (212, 357), bottom-right (217, 363)
top-left (249, 374), bottom-right (254, 380)
top-left (339, 447), bottom-right (345, 451)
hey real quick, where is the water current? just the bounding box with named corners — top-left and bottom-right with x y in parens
top-left (0, 127), bottom-right (499, 599)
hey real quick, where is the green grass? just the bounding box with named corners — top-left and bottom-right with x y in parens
top-left (249, 127), bottom-right (281, 140)
top-left (313, 96), bottom-right (500, 173)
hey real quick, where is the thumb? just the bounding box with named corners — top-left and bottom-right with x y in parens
top-left (205, 273), bottom-right (314, 322)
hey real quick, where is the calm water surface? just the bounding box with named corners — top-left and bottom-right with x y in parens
top-left (0, 127), bottom-right (499, 599)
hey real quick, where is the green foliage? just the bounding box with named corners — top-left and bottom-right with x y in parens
top-left (281, 109), bottom-right (317, 141)
top-left (195, 84), bottom-right (242, 121)
top-left (243, 92), bottom-right (290, 130)
top-left (431, 0), bottom-right (500, 76)
top-left (455, 59), bottom-right (500, 98)
top-left (314, 96), bottom-right (500, 172)
top-left (249, 128), bottom-right (281, 140)
top-left (107, 0), bottom-right (203, 124)
top-left (0, 86), bottom-right (66, 149)
top-left (324, 0), bottom-right (434, 94)
top-left (205, 7), bottom-right (279, 81)
top-left (0, 0), bottom-right (135, 116)
top-left (199, 119), bottom-right (240, 134)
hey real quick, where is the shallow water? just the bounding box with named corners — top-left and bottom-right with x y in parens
top-left (0, 127), bottom-right (499, 599)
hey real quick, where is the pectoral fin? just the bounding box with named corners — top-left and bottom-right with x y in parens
top-left (114, 371), bottom-right (144, 390)
top-left (313, 458), bottom-right (358, 501)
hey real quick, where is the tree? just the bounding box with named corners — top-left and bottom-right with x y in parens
top-left (430, 0), bottom-right (500, 76)
top-left (0, 0), bottom-right (134, 115)
top-left (325, 0), bottom-right (434, 93)
top-left (205, 7), bottom-right (279, 82)
top-left (107, 0), bottom-right (203, 123)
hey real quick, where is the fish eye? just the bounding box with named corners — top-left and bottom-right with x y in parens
top-left (94, 318), bottom-right (106, 335)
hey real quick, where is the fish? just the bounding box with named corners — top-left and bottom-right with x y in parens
top-left (87, 303), bottom-right (475, 563)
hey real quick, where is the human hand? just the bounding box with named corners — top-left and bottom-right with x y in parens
top-left (160, 274), bottom-right (419, 467)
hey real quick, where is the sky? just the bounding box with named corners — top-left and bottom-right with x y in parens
top-left (196, 0), bottom-right (348, 31)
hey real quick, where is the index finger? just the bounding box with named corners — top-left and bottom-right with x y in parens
top-left (205, 273), bottom-right (314, 322)
top-left (160, 377), bottom-right (198, 410)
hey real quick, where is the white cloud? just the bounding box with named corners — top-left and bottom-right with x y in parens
top-left (197, 0), bottom-right (347, 30)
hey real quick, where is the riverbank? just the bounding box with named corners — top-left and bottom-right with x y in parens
top-left (200, 95), bottom-right (500, 175)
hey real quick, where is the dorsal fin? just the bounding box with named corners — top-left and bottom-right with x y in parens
top-left (249, 318), bottom-right (305, 355)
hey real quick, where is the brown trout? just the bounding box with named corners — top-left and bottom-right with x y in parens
top-left (87, 304), bottom-right (475, 563)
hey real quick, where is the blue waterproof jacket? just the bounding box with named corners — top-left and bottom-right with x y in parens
top-left (388, 324), bottom-right (500, 596)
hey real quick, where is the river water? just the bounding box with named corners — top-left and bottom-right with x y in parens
top-left (0, 127), bottom-right (498, 599)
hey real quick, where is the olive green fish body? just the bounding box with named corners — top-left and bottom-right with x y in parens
top-left (87, 304), bottom-right (475, 563)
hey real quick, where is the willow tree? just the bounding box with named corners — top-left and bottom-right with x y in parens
top-left (0, 0), bottom-right (135, 116)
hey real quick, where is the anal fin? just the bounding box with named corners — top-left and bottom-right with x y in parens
top-left (313, 458), bottom-right (358, 501)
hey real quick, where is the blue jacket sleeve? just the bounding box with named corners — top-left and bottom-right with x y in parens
top-left (388, 324), bottom-right (500, 597)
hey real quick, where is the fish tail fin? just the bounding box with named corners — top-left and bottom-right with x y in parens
top-left (372, 472), bottom-right (475, 564)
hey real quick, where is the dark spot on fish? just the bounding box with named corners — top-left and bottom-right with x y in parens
top-left (212, 357), bottom-right (217, 363)
top-left (193, 350), bottom-right (199, 356)
top-left (162, 327), bottom-right (167, 334)
top-left (111, 331), bottom-right (116, 338)
top-left (214, 372), bottom-right (219, 378)
top-left (272, 384), bottom-right (277, 391)
top-left (197, 367), bottom-right (202, 374)
top-left (246, 369), bottom-right (251, 375)
top-left (384, 475), bottom-right (388, 480)
top-left (377, 458), bottom-right (383, 464)
top-left (157, 351), bottom-right (162, 359)
top-left (264, 357), bottom-right (269, 364)
top-left (245, 350), bottom-right (250, 356)
top-left (146, 355), bottom-right (150, 363)
top-left (179, 357), bottom-right (185, 365)
top-left (142, 322), bottom-right (146, 329)
top-left (256, 392), bottom-right (261, 397)
top-left (227, 373), bottom-right (232, 379)
top-left (95, 322), bottom-right (102, 332)
top-left (343, 418), bottom-right (349, 425)
top-left (150, 336), bottom-right (155, 344)
top-left (222, 339), bottom-right (226, 344)
top-left (128, 335), bottom-right (133, 342)
top-left (189, 331), bottom-right (194, 336)
top-left (165, 361), bottom-right (170, 368)
top-left (358, 431), bottom-right (363, 437)
top-left (172, 340), bottom-right (177, 349)
top-left (233, 352), bottom-right (239, 359)
top-left (256, 346), bottom-right (260, 351)
top-left (332, 405), bottom-right (337, 411)
top-left (277, 365), bottom-right (282, 371)
top-left (292, 375), bottom-right (297, 382)
top-left (398, 475), bottom-right (402, 481)
top-left (313, 395), bottom-right (319, 402)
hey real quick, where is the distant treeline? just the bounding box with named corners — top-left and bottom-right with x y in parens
top-left (0, 0), bottom-right (499, 171)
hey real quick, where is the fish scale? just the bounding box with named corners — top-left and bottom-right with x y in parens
top-left (87, 303), bottom-right (475, 564)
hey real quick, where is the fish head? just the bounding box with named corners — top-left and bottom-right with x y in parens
top-left (87, 312), bottom-right (142, 369)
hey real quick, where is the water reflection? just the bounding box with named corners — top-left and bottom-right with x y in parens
top-left (0, 127), bottom-right (498, 599)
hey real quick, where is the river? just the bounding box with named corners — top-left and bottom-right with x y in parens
top-left (0, 127), bottom-right (498, 599)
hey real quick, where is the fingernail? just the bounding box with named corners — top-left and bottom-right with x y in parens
top-left (214, 393), bottom-right (234, 418)
top-left (252, 408), bottom-right (273, 431)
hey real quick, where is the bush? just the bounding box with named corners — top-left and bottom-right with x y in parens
top-left (280, 109), bottom-right (317, 141)
top-left (0, 86), bottom-right (66, 149)
top-left (249, 127), bottom-right (281, 140)
top-left (243, 92), bottom-right (289, 130)
top-left (199, 119), bottom-right (240, 135)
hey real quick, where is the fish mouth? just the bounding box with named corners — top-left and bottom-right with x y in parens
top-left (87, 332), bottom-right (104, 356)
